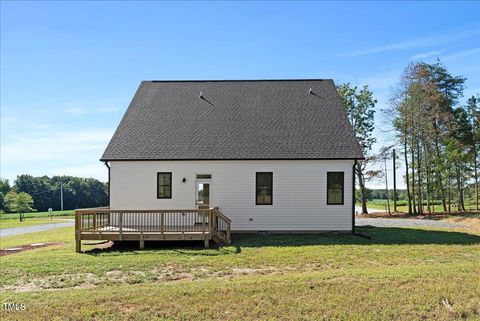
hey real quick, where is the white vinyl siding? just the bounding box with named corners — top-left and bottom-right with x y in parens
top-left (110, 160), bottom-right (354, 231)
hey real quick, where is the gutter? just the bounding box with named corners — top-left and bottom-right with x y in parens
top-left (352, 159), bottom-right (357, 234)
top-left (99, 157), bottom-right (366, 162)
top-left (103, 161), bottom-right (110, 206)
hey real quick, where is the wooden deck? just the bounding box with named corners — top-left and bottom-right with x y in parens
top-left (75, 207), bottom-right (231, 252)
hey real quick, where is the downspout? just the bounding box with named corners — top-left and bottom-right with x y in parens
top-left (103, 161), bottom-right (110, 207)
top-left (352, 159), bottom-right (357, 234)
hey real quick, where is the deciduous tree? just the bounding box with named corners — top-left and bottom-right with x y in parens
top-left (5, 191), bottom-right (35, 221)
top-left (338, 83), bottom-right (378, 214)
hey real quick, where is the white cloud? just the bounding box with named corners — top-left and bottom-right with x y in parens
top-left (1, 127), bottom-right (114, 182)
top-left (65, 106), bottom-right (89, 115)
top-left (30, 123), bottom-right (51, 130)
top-left (65, 105), bottom-right (119, 115)
top-left (410, 50), bottom-right (443, 60)
top-left (343, 27), bottom-right (479, 57)
top-left (2, 128), bottom-right (114, 163)
top-left (52, 164), bottom-right (108, 181)
top-left (443, 47), bottom-right (480, 62)
top-left (0, 115), bottom-right (16, 125)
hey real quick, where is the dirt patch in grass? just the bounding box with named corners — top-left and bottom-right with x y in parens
top-left (0, 242), bottom-right (63, 256)
top-left (82, 240), bottom-right (114, 249)
top-left (446, 217), bottom-right (480, 233)
top-left (0, 263), bottom-right (331, 292)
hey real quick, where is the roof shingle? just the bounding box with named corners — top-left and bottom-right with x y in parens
top-left (101, 79), bottom-right (364, 160)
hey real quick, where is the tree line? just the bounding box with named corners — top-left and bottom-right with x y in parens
top-left (340, 59), bottom-right (479, 214)
top-left (356, 188), bottom-right (408, 201)
top-left (389, 61), bottom-right (479, 214)
top-left (0, 175), bottom-right (108, 213)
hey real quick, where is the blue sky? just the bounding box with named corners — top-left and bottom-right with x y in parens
top-left (1, 1), bottom-right (479, 188)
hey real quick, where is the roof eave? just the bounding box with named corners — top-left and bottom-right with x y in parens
top-left (99, 157), bottom-right (365, 162)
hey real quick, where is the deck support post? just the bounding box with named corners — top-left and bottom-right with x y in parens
top-left (119, 212), bottom-right (123, 241)
top-left (75, 210), bottom-right (82, 253)
top-left (160, 212), bottom-right (164, 240)
top-left (139, 232), bottom-right (144, 250)
top-left (204, 238), bottom-right (209, 248)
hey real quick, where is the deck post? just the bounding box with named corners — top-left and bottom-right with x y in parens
top-left (160, 212), bottom-right (164, 239)
top-left (75, 238), bottom-right (81, 253)
top-left (119, 212), bottom-right (123, 241)
top-left (226, 225), bottom-right (231, 244)
top-left (75, 210), bottom-right (81, 253)
top-left (208, 210), bottom-right (213, 234)
top-left (204, 238), bottom-right (209, 248)
top-left (202, 210), bottom-right (206, 244)
top-left (139, 232), bottom-right (144, 250)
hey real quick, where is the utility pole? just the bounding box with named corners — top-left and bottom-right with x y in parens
top-left (393, 149), bottom-right (397, 212)
top-left (384, 157), bottom-right (391, 215)
top-left (60, 183), bottom-right (64, 211)
top-left (417, 142), bottom-right (423, 215)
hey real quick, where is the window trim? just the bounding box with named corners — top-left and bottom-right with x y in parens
top-left (157, 172), bottom-right (172, 199)
top-left (255, 172), bottom-right (273, 205)
top-left (327, 172), bottom-right (344, 205)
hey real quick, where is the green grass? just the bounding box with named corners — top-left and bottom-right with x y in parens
top-left (358, 199), bottom-right (479, 212)
top-left (0, 216), bottom-right (73, 229)
top-left (1, 223), bottom-right (479, 320)
top-left (0, 210), bottom-right (74, 221)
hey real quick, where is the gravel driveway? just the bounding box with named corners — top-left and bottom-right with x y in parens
top-left (356, 218), bottom-right (462, 229)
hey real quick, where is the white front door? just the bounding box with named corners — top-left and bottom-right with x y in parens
top-left (195, 179), bottom-right (211, 209)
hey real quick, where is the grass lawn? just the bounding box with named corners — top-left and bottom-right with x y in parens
top-left (358, 199), bottom-right (479, 213)
top-left (0, 210), bottom-right (74, 221)
top-left (0, 216), bottom-right (74, 230)
top-left (0, 211), bottom-right (74, 229)
top-left (0, 220), bottom-right (479, 320)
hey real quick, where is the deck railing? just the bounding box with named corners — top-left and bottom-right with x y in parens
top-left (75, 207), bottom-right (231, 252)
top-left (211, 208), bottom-right (231, 243)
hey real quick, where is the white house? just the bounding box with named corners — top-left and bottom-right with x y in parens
top-left (75, 79), bottom-right (363, 251)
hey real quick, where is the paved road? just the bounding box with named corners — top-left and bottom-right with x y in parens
top-left (0, 221), bottom-right (74, 237)
top-left (356, 217), bottom-right (462, 229)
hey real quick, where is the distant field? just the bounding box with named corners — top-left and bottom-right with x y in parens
top-left (0, 210), bottom-right (74, 220)
top-left (358, 199), bottom-right (478, 212)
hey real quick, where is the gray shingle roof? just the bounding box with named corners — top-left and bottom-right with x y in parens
top-left (101, 79), bottom-right (364, 161)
